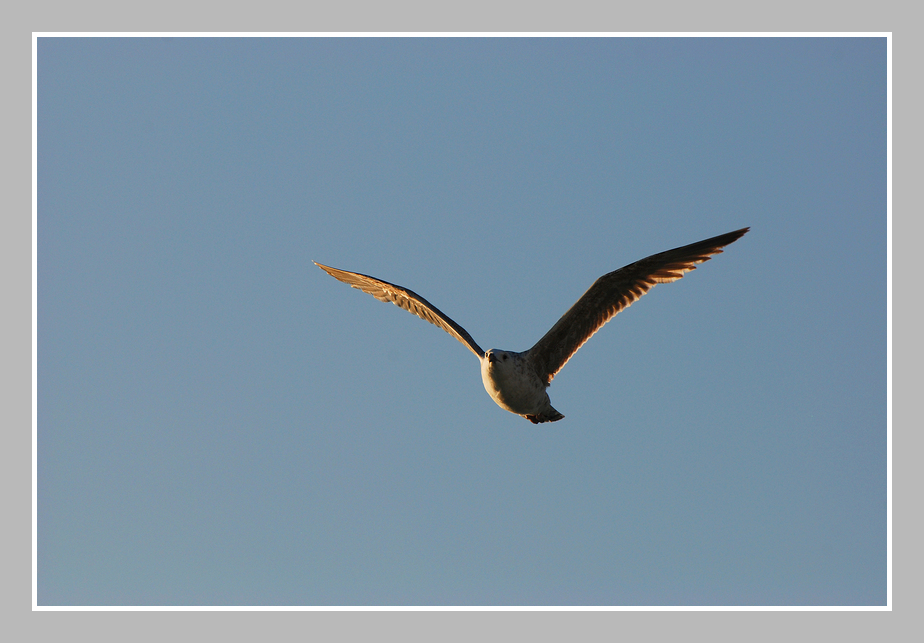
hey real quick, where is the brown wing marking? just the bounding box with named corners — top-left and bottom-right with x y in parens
top-left (314, 262), bottom-right (485, 358)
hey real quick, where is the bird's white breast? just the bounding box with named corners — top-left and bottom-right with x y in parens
top-left (480, 350), bottom-right (548, 416)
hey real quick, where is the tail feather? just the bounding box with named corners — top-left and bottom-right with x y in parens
top-left (525, 407), bottom-right (565, 424)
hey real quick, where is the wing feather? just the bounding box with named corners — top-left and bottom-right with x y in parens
top-left (314, 262), bottom-right (484, 358)
top-left (527, 227), bottom-right (749, 384)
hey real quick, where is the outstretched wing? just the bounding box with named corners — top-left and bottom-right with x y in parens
top-left (527, 227), bottom-right (749, 384)
top-left (314, 262), bottom-right (485, 358)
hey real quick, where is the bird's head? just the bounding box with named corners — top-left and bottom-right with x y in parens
top-left (483, 349), bottom-right (518, 374)
top-left (485, 349), bottom-right (509, 364)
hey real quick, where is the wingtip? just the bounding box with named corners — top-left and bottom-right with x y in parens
top-left (314, 261), bottom-right (336, 276)
top-left (715, 227), bottom-right (750, 247)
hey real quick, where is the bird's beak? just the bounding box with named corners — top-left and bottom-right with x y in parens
top-left (487, 352), bottom-right (495, 364)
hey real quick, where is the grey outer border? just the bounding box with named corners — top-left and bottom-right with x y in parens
top-left (20, 2), bottom-right (904, 642)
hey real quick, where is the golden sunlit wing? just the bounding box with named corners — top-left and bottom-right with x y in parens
top-left (314, 262), bottom-right (485, 358)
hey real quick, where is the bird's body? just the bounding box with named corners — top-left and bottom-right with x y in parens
top-left (481, 349), bottom-right (564, 424)
top-left (315, 227), bottom-right (748, 423)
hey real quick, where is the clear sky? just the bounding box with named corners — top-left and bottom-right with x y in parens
top-left (37, 36), bottom-right (887, 606)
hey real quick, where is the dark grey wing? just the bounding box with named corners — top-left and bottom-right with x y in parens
top-left (314, 262), bottom-right (485, 358)
top-left (527, 227), bottom-right (749, 384)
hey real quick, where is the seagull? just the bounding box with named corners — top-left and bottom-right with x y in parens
top-left (315, 227), bottom-right (748, 423)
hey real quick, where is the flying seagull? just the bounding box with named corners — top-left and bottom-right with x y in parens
top-left (315, 227), bottom-right (748, 423)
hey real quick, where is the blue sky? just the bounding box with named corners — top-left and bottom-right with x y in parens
top-left (37, 36), bottom-right (887, 606)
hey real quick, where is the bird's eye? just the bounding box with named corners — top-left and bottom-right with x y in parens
top-left (502, 354), bottom-right (508, 361)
